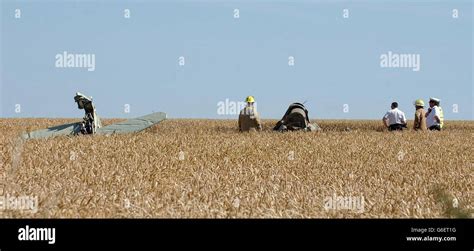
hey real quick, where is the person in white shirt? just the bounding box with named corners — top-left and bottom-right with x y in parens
top-left (425, 97), bottom-right (444, 131)
top-left (382, 102), bottom-right (407, 131)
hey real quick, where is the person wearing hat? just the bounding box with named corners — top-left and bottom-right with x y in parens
top-left (413, 99), bottom-right (427, 131)
top-left (425, 97), bottom-right (444, 131)
top-left (382, 102), bottom-right (407, 131)
top-left (238, 96), bottom-right (262, 132)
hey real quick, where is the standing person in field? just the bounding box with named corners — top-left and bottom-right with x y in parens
top-left (382, 102), bottom-right (407, 131)
top-left (413, 99), bottom-right (427, 131)
top-left (238, 96), bottom-right (262, 132)
top-left (425, 97), bottom-right (444, 131)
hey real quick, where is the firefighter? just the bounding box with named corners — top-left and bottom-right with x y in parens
top-left (238, 96), bottom-right (262, 132)
top-left (413, 99), bottom-right (427, 131)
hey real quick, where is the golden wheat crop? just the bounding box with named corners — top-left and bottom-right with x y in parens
top-left (0, 118), bottom-right (472, 218)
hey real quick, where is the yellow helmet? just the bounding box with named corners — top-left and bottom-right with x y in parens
top-left (414, 99), bottom-right (424, 107)
top-left (245, 96), bottom-right (255, 103)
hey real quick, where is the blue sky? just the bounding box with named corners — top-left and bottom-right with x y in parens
top-left (1, 0), bottom-right (472, 119)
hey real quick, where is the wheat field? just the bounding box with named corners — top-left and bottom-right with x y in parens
top-left (0, 118), bottom-right (472, 218)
